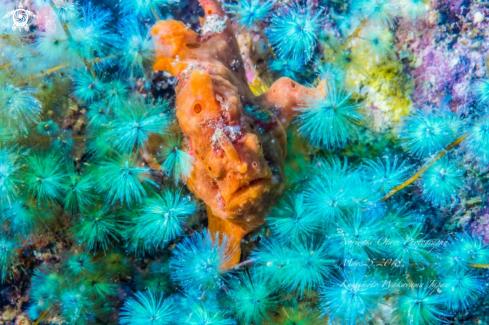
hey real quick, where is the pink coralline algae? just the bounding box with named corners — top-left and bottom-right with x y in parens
top-left (397, 4), bottom-right (489, 114)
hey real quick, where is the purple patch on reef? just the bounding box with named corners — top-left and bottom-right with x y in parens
top-left (397, 14), bottom-right (489, 114)
top-left (471, 216), bottom-right (489, 245)
top-left (411, 45), bottom-right (472, 113)
top-left (438, 0), bottom-right (470, 22)
top-left (471, 204), bottom-right (489, 245)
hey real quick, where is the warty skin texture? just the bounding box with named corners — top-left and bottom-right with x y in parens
top-left (148, 0), bottom-right (317, 265)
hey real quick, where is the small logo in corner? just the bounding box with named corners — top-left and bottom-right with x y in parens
top-left (3, 4), bottom-right (37, 32)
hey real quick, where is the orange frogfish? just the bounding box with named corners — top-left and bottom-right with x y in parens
top-left (149, 0), bottom-right (316, 266)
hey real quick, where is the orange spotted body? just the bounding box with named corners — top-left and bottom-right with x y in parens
top-left (149, 0), bottom-right (316, 265)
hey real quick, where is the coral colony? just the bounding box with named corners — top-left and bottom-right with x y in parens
top-left (2, 0), bottom-right (489, 323)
